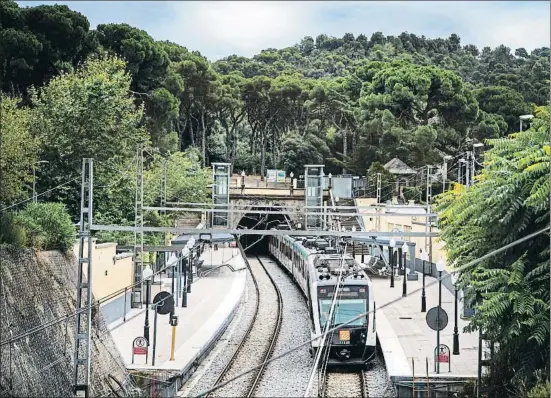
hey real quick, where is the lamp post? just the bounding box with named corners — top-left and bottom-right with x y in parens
top-left (453, 273), bottom-right (460, 355)
top-left (519, 114), bottom-right (534, 132)
top-left (328, 173), bottom-right (332, 189)
top-left (436, 258), bottom-right (445, 374)
top-left (181, 247), bottom-right (189, 307)
top-left (187, 237), bottom-right (195, 293)
top-left (167, 253), bottom-right (177, 297)
top-left (442, 155), bottom-right (452, 192)
top-left (142, 265), bottom-right (154, 345)
top-left (290, 172), bottom-right (294, 195)
top-left (389, 238), bottom-right (396, 287)
top-left (421, 250), bottom-right (428, 312)
top-left (32, 160), bottom-right (49, 203)
top-left (401, 243), bottom-right (408, 297)
top-left (241, 170), bottom-right (246, 193)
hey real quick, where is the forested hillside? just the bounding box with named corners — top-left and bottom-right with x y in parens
top-left (1, 1), bottom-right (549, 180)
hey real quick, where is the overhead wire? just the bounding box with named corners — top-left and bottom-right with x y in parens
top-left (192, 225), bottom-right (550, 397)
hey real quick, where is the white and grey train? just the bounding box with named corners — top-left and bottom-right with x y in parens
top-left (268, 234), bottom-right (377, 366)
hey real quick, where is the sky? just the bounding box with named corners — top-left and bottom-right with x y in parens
top-left (18, 1), bottom-right (551, 61)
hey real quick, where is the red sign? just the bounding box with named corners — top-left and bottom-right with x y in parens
top-left (133, 346), bottom-right (147, 355)
top-left (438, 353), bottom-right (449, 363)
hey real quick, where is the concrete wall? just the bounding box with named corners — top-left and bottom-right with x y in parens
top-left (72, 240), bottom-right (134, 325)
top-left (356, 198), bottom-right (448, 266)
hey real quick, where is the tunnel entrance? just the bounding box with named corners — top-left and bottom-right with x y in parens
top-left (237, 206), bottom-right (289, 255)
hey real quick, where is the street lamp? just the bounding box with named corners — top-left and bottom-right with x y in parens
top-left (290, 172), bottom-right (294, 195)
top-left (328, 173), bottom-right (333, 189)
top-left (452, 268), bottom-right (460, 355)
top-left (389, 238), bottom-right (396, 288)
top-left (241, 170), bottom-right (246, 192)
top-left (436, 258), bottom-right (446, 374)
top-left (181, 247), bottom-right (190, 307)
top-left (421, 250), bottom-right (429, 312)
top-left (187, 237), bottom-right (195, 293)
top-left (401, 243), bottom-right (408, 297)
top-left (167, 253), bottom-right (178, 299)
top-left (142, 265), bottom-right (154, 345)
top-left (519, 114), bottom-right (534, 132)
top-left (32, 160), bottom-right (49, 203)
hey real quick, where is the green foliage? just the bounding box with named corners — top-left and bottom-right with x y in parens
top-left (435, 106), bottom-right (550, 395)
top-left (528, 380), bottom-right (550, 398)
top-left (0, 212), bottom-right (27, 247)
top-left (0, 0), bottom-right (93, 95)
top-left (18, 202), bottom-right (75, 251)
top-left (30, 55), bottom-right (148, 218)
top-left (0, 95), bottom-right (37, 208)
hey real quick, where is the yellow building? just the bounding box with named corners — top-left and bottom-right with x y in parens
top-left (356, 198), bottom-right (447, 266)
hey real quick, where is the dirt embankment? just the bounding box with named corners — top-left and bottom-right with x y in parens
top-left (0, 245), bottom-right (140, 397)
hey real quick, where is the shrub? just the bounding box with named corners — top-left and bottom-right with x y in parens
top-left (18, 202), bottom-right (75, 251)
top-left (0, 212), bottom-right (27, 246)
top-left (528, 379), bottom-right (550, 398)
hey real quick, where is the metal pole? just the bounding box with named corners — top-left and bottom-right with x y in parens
top-left (437, 270), bottom-right (442, 374)
top-left (182, 257), bottom-right (187, 307)
top-left (188, 250), bottom-right (193, 293)
top-left (361, 244), bottom-right (365, 263)
top-left (421, 256), bottom-right (427, 312)
top-left (477, 327), bottom-right (482, 398)
top-left (453, 286), bottom-right (460, 355)
top-left (402, 251), bottom-right (407, 297)
top-left (152, 307), bottom-right (158, 366)
top-left (144, 280), bottom-right (150, 345)
top-left (123, 287), bottom-right (127, 322)
top-left (389, 246), bottom-right (394, 288)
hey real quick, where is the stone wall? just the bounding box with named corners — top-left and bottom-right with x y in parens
top-left (0, 246), bottom-right (140, 397)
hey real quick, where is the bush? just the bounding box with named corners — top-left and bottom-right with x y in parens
top-left (18, 202), bottom-right (75, 251)
top-left (528, 379), bottom-right (550, 398)
top-left (0, 212), bottom-right (27, 246)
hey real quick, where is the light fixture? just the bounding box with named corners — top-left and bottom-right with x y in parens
top-left (473, 143), bottom-right (484, 148)
top-left (167, 254), bottom-right (178, 267)
top-left (389, 238), bottom-right (396, 248)
top-left (181, 247), bottom-right (190, 257)
top-left (436, 258), bottom-right (446, 272)
top-left (290, 172), bottom-right (294, 178)
top-left (335, 196), bottom-right (340, 202)
top-left (351, 226), bottom-right (356, 232)
top-left (421, 251), bottom-right (429, 262)
top-left (241, 170), bottom-right (246, 177)
top-left (328, 173), bottom-right (332, 178)
top-left (519, 114), bottom-right (534, 120)
top-left (187, 237), bottom-right (196, 248)
top-left (142, 265), bottom-right (154, 281)
top-left (402, 242), bottom-right (408, 252)
top-left (443, 155), bottom-right (452, 161)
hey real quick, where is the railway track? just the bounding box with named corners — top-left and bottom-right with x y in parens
top-left (323, 370), bottom-right (368, 397)
top-left (207, 254), bottom-right (283, 397)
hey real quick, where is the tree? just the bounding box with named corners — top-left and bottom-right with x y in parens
top-left (0, 95), bottom-right (38, 208)
top-left (0, 1), bottom-right (93, 96)
top-left (435, 106), bottom-right (550, 397)
top-left (30, 55), bottom-right (148, 219)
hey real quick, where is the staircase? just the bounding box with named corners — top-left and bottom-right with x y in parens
top-left (334, 198), bottom-right (363, 232)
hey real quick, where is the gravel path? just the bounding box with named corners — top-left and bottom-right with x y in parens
top-left (252, 256), bottom-right (314, 397)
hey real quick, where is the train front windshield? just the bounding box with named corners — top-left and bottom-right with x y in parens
top-left (319, 299), bottom-right (366, 328)
top-left (317, 285), bottom-right (369, 328)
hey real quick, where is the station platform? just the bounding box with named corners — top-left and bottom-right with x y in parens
top-left (370, 271), bottom-right (479, 382)
top-left (107, 246), bottom-right (247, 390)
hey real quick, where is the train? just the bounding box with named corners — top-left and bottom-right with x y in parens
top-left (268, 233), bottom-right (377, 367)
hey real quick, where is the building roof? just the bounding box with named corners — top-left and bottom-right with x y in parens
top-left (383, 158), bottom-right (417, 175)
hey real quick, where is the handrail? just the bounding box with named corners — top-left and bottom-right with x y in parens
top-left (198, 263), bottom-right (243, 278)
